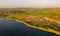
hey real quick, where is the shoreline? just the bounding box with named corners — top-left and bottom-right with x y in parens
top-left (7, 18), bottom-right (60, 36)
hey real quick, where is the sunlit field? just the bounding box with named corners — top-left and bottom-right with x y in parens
top-left (0, 8), bottom-right (60, 35)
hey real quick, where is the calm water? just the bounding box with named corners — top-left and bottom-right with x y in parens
top-left (0, 18), bottom-right (56, 36)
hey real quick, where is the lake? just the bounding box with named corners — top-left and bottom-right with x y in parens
top-left (0, 18), bottom-right (56, 36)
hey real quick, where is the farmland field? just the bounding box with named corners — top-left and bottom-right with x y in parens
top-left (0, 8), bottom-right (60, 35)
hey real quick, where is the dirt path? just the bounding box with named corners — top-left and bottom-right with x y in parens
top-left (43, 17), bottom-right (60, 25)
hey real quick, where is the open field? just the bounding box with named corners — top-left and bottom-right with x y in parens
top-left (0, 8), bottom-right (60, 35)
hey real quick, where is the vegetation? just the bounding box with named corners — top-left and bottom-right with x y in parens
top-left (0, 8), bottom-right (60, 35)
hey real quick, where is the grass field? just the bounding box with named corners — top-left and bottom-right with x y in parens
top-left (0, 8), bottom-right (60, 35)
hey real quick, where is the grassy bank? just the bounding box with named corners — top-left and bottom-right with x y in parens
top-left (7, 17), bottom-right (60, 35)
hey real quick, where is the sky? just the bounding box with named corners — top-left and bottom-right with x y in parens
top-left (0, 0), bottom-right (60, 8)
